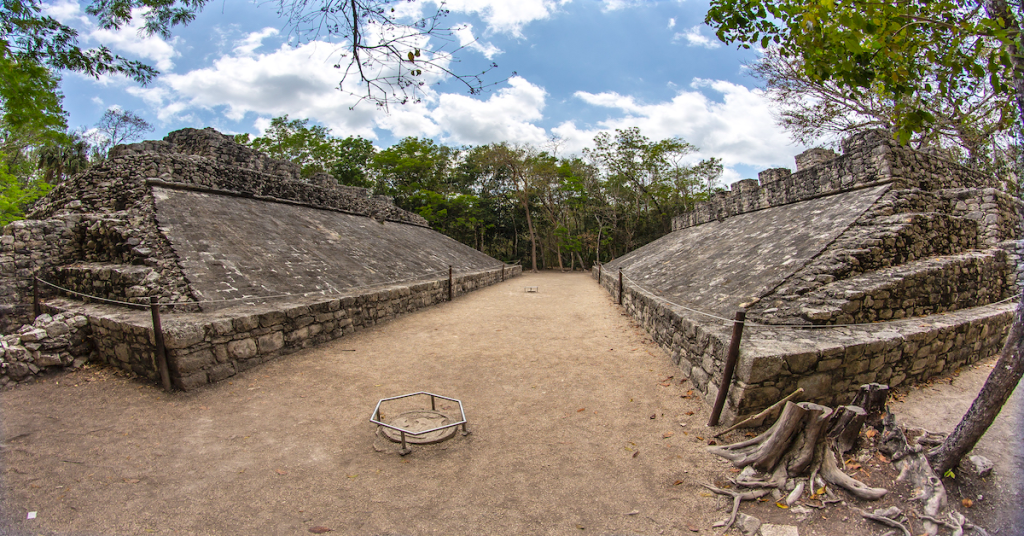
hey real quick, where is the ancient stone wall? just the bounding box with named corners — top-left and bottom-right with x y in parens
top-left (44, 266), bottom-right (520, 389)
top-left (594, 264), bottom-right (1015, 423)
top-left (604, 130), bottom-right (1022, 423)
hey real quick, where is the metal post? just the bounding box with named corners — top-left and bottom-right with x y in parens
top-left (430, 395), bottom-right (436, 411)
top-left (448, 266), bottom-right (453, 301)
top-left (598, 264), bottom-right (602, 285)
top-left (708, 311), bottom-right (747, 427)
top-left (617, 269), bottom-right (623, 305)
top-left (399, 431), bottom-right (410, 456)
top-left (150, 297), bottom-right (173, 392)
top-left (33, 277), bottom-right (41, 319)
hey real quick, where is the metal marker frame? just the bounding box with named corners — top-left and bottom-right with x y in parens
top-left (370, 391), bottom-right (469, 455)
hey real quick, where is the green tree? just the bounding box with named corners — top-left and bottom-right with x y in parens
top-left (247, 115), bottom-right (341, 178)
top-left (371, 137), bottom-right (458, 200)
top-left (331, 135), bottom-right (376, 188)
top-left (705, 0), bottom-right (1023, 143)
top-left (0, 151), bottom-right (50, 225)
top-left (37, 130), bottom-right (89, 183)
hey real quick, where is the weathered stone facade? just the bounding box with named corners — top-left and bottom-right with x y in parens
top-left (42, 266), bottom-right (518, 389)
top-left (598, 130), bottom-right (1022, 423)
top-left (1, 128), bottom-right (520, 387)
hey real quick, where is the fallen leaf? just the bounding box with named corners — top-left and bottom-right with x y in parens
top-left (864, 429), bottom-right (878, 438)
top-left (776, 502), bottom-right (789, 509)
top-left (347, 474), bottom-right (357, 479)
top-left (679, 378), bottom-right (688, 384)
top-left (632, 450), bottom-right (639, 458)
top-left (696, 436), bottom-right (704, 441)
top-left (650, 414), bottom-right (657, 419)
top-left (673, 480), bottom-right (684, 486)
top-left (577, 408), bottom-right (586, 412)
top-left (663, 432), bottom-right (674, 439)
top-left (625, 510), bottom-right (640, 516)
top-left (687, 524), bottom-right (699, 532)
top-left (707, 439), bottom-right (717, 446)
top-left (576, 524), bottom-right (585, 530)
top-left (962, 498), bottom-right (974, 508)
top-left (877, 453), bottom-right (890, 463)
top-left (309, 527), bottom-right (333, 534)
top-left (659, 383), bottom-right (671, 387)
top-left (275, 468), bottom-right (288, 475)
top-left (123, 478), bottom-right (140, 484)
top-left (684, 411), bottom-right (695, 416)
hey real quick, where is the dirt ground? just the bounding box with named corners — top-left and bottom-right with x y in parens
top-left (1, 271), bottom-right (1021, 535)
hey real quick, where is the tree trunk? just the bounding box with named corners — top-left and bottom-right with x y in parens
top-left (523, 195), bottom-right (538, 273)
top-left (928, 290), bottom-right (1024, 474)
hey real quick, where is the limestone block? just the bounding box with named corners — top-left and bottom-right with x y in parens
top-left (797, 373), bottom-right (833, 399)
top-left (175, 348), bottom-right (215, 374)
top-left (163, 323), bottom-right (206, 349)
top-left (227, 338), bottom-right (258, 359)
top-left (257, 331), bottom-right (284, 353)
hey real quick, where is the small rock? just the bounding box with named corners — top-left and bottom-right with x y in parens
top-left (18, 328), bottom-right (47, 342)
top-left (735, 513), bottom-right (761, 535)
top-left (760, 524), bottom-right (799, 536)
top-left (965, 455), bottom-right (994, 478)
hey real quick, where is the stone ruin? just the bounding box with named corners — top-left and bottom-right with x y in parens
top-left (597, 130), bottom-right (1022, 423)
top-left (0, 128), bottom-right (520, 388)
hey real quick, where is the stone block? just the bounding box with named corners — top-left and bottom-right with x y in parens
top-left (210, 319), bottom-right (233, 336)
top-left (785, 351), bottom-right (817, 374)
top-left (175, 348), bottom-right (215, 374)
top-left (175, 371), bottom-right (208, 390)
top-left (257, 331), bottom-right (284, 353)
top-left (260, 311), bottom-right (286, 328)
top-left (817, 358), bottom-right (843, 372)
top-left (233, 315), bottom-right (259, 332)
top-left (163, 323), bottom-right (205, 349)
top-left (34, 353), bottom-right (62, 367)
top-left (227, 338), bottom-right (257, 359)
top-left (797, 373), bottom-right (833, 399)
top-left (207, 362), bottom-right (236, 382)
top-left (737, 355), bottom-right (784, 384)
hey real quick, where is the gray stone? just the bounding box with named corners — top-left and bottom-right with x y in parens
top-left (965, 454), bottom-right (994, 478)
top-left (227, 338), bottom-right (257, 359)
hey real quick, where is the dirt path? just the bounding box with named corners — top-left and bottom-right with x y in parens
top-left (1, 272), bottom-right (731, 536)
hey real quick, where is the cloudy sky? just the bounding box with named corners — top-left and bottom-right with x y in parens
top-left (48, 0), bottom-right (809, 184)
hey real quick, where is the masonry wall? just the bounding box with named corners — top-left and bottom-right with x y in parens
top-left (45, 266), bottom-right (520, 389)
top-left (593, 265), bottom-right (1015, 423)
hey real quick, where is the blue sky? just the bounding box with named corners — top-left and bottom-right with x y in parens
top-left (45, 0), bottom-right (810, 184)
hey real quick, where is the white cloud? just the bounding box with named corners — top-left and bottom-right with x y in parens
top-left (129, 37), bottom-right (380, 138)
top-left (439, 0), bottom-right (568, 37)
top-left (432, 76), bottom-right (548, 145)
top-left (668, 18), bottom-right (676, 29)
top-left (233, 27), bottom-right (279, 56)
top-left (674, 25), bottom-right (721, 49)
top-left (554, 79), bottom-right (804, 183)
top-left (87, 9), bottom-right (180, 71)
top-left (40, 0), bottom-right (88, 24)
top-left (453, 24), bottom-right (502, 59)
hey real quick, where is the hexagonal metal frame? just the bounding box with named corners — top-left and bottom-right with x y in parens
top-left (370, 391), bottom-right (469, 455)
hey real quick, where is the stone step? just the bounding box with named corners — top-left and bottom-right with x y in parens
top-left (52, 263), bottom-right (162, 305)
top-left (759, 250), bottom-right (1009, 325)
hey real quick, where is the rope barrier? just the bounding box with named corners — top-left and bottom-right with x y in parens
top-left (34, 263), bottom-right (513, 309)
top-left (615, 270), bottom-right (1019, 330)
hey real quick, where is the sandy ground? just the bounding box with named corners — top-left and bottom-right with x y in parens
top-left (1, 272), bottom-right (732, 536)
top-left (2, 271), bottom-right (1021, 536)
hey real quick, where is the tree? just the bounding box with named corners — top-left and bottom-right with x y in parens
top-left (478, 143), bottom-right (542, 272)
top-left (706, 0), bottom-right (1023, 479)
top-left (91, 108), bottom-right (152, 158)
top-left (331, 135), bottom-right (376, 188)
top-left (371, 136), bottom-right (457, 200)
top-left (274, 0), bottom-right (505, 109)
top-left (751, 46), bottom-right (1016, 172)
top-left (37, 130), bottom-right (90, 183)
top-left (245, 115), bottom-right (345, 179)
top-left (1, 0), bottom-right (209, 85)
top-left (0, 150), bottom-right (49, 225)
top-left (705, 0), bottom-right (1023, 144)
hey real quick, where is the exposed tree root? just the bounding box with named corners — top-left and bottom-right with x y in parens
top-left (857, 507), bottom-right (912, 536)
top-left (701, 484), bottom-right (770, 534)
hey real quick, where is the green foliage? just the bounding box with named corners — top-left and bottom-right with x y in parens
top-left (0, 54), bottom-right (65, 140)
top-left (0, 151), bottom-right (50, 225)
top-left (1, 0), bottom-right (209, 84)
top-left (705, 0), bottom-right (1022, 142)
top-left (331, 136), bottom-right (376, 188)
top-left (244, 116), bottom-right (377, 185)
